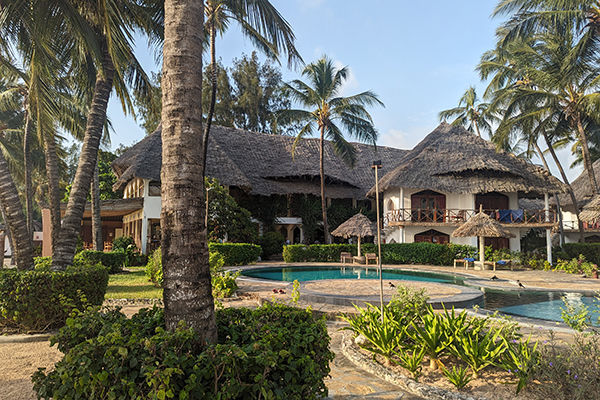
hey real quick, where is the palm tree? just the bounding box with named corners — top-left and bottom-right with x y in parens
top-left (162, 0), bottom-right (217, 339)
top-left (278, 57), bottom-right (383, 244)
top-left (439, 87), bottom-right (499, 138)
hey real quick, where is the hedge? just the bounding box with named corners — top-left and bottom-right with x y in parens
top-left (283, 243), bottom-right (477, 266)
top-left (33, 303), bottom-right (334, 399)
top-left (74, 250), bottom-right (127, 273)
top-left (0, 265), bottom-right (108, 331)
top-left (209, 242), bottom-right (262, 266)
top-left (561, 243), bottom-right (600, 265)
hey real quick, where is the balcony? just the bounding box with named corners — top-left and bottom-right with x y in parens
top-left (562, 220), bottom-right (600, 231)
top-left (384, 208), bottom-right (557, 227)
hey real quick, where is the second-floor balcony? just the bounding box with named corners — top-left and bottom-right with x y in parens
top-left (562, 220), bottom-right (600, 231)
top-left (384, 208), bottom-right (557, 227)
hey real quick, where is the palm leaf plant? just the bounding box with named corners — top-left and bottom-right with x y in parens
top-left (448, 323), bottom-right (508, 378)
top-left (442, 365), bottom-right (473, 390)
top-left (439, 86), bottom-right (500, 138)
top-left (396, 346), bottom-right (425, 381)
top-left (408, 308), bottom-right (451, 370)
top-left (278, 57), bottom-right (383, 243)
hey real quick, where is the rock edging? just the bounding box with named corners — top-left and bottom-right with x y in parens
top-left (340, 333), bottom-right (488, 400)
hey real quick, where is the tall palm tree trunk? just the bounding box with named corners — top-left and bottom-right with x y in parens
top-left (91, 162), bottom-right (102, 251)
top-left (0, 207), bottom-right (13, 265)
top-left (52, 48), bottom-right (114, 269)
top-left (319, 125), bottom-right (330, 244)
top-left (23, 112), bottom-right (33, 237)
top-left (0, 147), bottom-right (34, 269)
top-left (543, 132), bottom-right (585, 242)
top-left (203, 19), bottom-right (217, 229)
top-left (576, 117), bottom-right (599, 195)
top-left (162, 0), bottom-right (216, 340)
top-left (474, 120), bottom-right (482, 138)
top-left (43, 135), bottom-right (61, 257)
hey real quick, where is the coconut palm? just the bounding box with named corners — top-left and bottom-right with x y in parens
top-left (161, 0), bottom-right (217, 339)
top-left (278, 57), bottom-right (383, 244)
top-left (439, 87), bottom-right (499, 138)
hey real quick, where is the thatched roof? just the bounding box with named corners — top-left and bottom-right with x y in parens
top-left (579, 194), bottom-right (600, 222)
top-left (60, 198), bottom-right (144, 218)
top-left (112, 125), bottom-right (408, 198)
top-left (452, 209), bottom-right (515, 238)
top-left (367, 123), bottom-right (567, 197)
top-left (556, 159), bottom-right (600, 210)
top-left (331, 213), bottom-right (376, 238)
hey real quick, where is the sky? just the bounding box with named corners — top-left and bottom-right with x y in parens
top-left (106, 0), bottom-right (582, 182)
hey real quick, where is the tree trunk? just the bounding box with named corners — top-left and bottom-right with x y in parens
top-left (543, 132), bottom-right (585, 242)
top-left (91, 161), bottom-right (102, 251)
top-left (1, 207), bottom-right (13, 265)
top-left (43, 135), bottom-right (62, 257)
top-left (162, 0), bottom-right (216, 341)
top-left (203, 19), bottom-right (217, 229)
top-left (474, 120), bottom-right (482, 138)
top-left (23, 112), bottom-right (33, 237)
top-left (576, 117), bottom-right (598, 195)
top-left (52, 48), bottom-right (114, 269)
top-left (319, 125), bottom-right (330, 244)
top-left (0, 147), bottom-right (34, 269)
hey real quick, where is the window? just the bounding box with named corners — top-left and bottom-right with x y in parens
top-left (411, 190), bottom-right (446, 222)
top-left (387, 199), bottom-right (395, 211)
top-left (414, 229), bottom-right (449, 244)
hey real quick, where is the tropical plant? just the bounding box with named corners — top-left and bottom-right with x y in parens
top-left (278, 57), bottom-right (383, 243)
top-left (408, 309), bottom-right (450, 370)
top-left (439, 86), bottom-right (499, 138)
top-left (397, 347), bottom-right (425, 381)
top-left (442, 365), bottom-right (473, 390)
top-left (501, 336), bottom-right (539, 394)
top-left (161, 0), bottom-right (216, 339)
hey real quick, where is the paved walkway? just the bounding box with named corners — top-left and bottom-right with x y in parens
top-left (325, 321), bottom-right (421, 400)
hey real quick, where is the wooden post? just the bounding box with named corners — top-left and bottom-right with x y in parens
top-left (372, 160), bottom-right (384, 322)
top-left (545, 193), bottom-right (552, 265)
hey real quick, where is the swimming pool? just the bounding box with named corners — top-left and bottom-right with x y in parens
top-left (242, 266), bottom-right (600, 325)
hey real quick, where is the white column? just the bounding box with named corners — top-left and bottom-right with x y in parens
top-left (545, 193), bottom-right (552, 264)
top-left (141, 216), bottom-right (149, 255)
top-left (400, 187), bottom-right (405, 243)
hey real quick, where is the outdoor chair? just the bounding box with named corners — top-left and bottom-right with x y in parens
top-left (453, 257), bottom-right (475, 270)
top-left (365, 253), bottom-right (378, 265)
top-left (340, 252), bottom-right (353, 264)
top-left (494, 259), bottom-right (513, 271)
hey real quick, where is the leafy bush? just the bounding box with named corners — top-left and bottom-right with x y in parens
top-left (259, 231), bottom-right (285, 259)
top-left (33, 303), bottom-right (334, 400)
top-left (553, 255), bottom-right (597, 276)
top-left (111, 236), bottom-right (147, 266)
top-left (562, 243), bottom-right (600, 265)
top-left (145, 247), bottom-right (163, 286)
top-left (283, 243), bottom-right (477, 265)
top-left (112, 236), bottom-right (136, 252)
top-left (74, 250), bottom-right (126, 273)
top-left (442, 365), bottom-right (473, 390)
top-left (33, 256), bottom-right (53, 269)
top-left (209, 242), bottom-right (262, 266)
top-left (0, 265), bottom-right (108, 331)
top-left (532, 333), bottom-right (600, 400)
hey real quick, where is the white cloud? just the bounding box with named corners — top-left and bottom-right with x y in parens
top-left (378, 128), bottom-right (425, 150)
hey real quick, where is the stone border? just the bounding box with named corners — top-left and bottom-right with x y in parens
top-left (0, 332), bottom-right (54, 344)
top-left (340, 332), bottom-right (487, 400)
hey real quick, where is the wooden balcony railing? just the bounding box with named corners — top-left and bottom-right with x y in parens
top-left (384, 208), bottom-right (557, 226)
top-left (563, 220), bottom-right (600, 230)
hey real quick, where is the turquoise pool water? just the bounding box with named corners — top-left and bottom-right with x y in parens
top-left (242, 266), bottom-right (600, 325)
top-left (242, 266), bottom-right (463, 285)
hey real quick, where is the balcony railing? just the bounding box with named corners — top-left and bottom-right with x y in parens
top-left (562, 220), bottom-right (600, 230)
top-left (384, 208), bottom-right (557, 226)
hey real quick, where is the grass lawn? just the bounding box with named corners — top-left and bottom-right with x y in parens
top-left (106, 266), bottom-right (162, 299)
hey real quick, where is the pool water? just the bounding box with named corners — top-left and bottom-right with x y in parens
top-left (243, 266), bottom-right (600, 325)
top-left (242, 266), bottom-right (463, 285)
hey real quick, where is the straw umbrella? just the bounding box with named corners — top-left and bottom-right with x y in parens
top-left (331, 213), bottom-right (376, 257)
top-left (579, 194), bottom-right (600, 223)
top-left (452, 205), bottom-right (514, 268)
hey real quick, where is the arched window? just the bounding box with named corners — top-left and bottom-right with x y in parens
top-left (411, 190), bottom-right (446, 222)
top-left (414, 229), bottom-right (449, 244)
top-left (387, 199), bottom-right (395, 211)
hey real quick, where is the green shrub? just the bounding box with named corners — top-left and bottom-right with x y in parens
top-left (209, 242), bottom-right (262, 266)
top-left (562, 243), bottom-right (600, 265)
top-left (145, 247), bottom-right (163, 287)
top-left (0, 265), bottom-right (108, 331)
top-left (33, 303), bottom-right (334, 399)
top-left (553, 255), bottom-right (598, 276)
top-left (283, 243), bottom-right (477, 265)
top-left (74, 250), bottom-right (126, 273)
top-left (442, 365), bottom-right (473, 390)
top-left (112, 236), bottom-right (147, 266)
top-left (112, 236), bottom-right (136, 252)
top-left (259, 231), bottom-right (285, 259)
top-left (33, 256), bottom-right (53, 269)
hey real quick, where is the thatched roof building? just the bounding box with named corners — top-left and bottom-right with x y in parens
top-left (367, 123), bottom-right (566, 197)
top-left (556, 159), bottom-right (600, 211)
top-left (112, 125), bottom-right (408, 199)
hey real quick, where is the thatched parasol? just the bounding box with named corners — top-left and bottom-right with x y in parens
top-left (453, 205), bottom-right (515, 267)
top-left (579, 194), bottom-right (600, 223)
top-left (331, 213), bottom-right (376, 257)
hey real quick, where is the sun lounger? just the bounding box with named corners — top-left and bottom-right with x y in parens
top-left (365, 253), bottom-right (378, 265)
top-left (453, 257), bottom-right (475, 270)
top-left (340, 252), bottom-right (353, 264)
